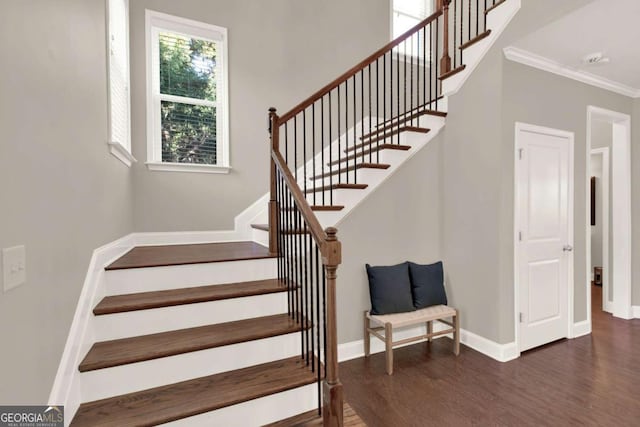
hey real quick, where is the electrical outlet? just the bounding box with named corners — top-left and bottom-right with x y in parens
top-left (2, 245), bottom-right (26, 292)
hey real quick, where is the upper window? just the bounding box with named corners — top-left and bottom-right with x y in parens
top-left (107, 0), bottom-right (134, 167)
top-left (392, 0), bottom-right (433, 40)
top-left (146, 11), bottom-right (230, 173)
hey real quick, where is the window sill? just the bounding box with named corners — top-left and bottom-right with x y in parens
top-left (109, 141), bottom-right (137, 167)
top-left (145, 162), bottom-right (231, 174)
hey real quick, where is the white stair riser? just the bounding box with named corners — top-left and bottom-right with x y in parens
top-left (105, 258), bottom-right (277, 294)
top-left (80, 332), bottom-right (304, 402)
top-left (93, 292), bottom-right (289, 341)
top-left (252, 227), bottom-right (270, 247)
top-left (162, 383), bottom-right (318, 427)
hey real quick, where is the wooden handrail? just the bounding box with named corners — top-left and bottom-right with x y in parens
top-left (278, 9), bottom-right (443, 124)
top-left (271, 147), bottom-right (328, 248)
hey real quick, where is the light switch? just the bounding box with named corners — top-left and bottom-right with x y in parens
top-left (2, 245), bottom-right (26, 292)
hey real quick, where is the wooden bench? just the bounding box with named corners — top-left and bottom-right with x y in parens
top-left (364, 305), bottom-right (460, 375)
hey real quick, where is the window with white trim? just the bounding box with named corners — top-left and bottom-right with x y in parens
top-left (146, 11), bottom-right (230, 173)
top-left (392, 0), bottom-right (434, 58)
top-left (107, 0), bottom-right (134, 166)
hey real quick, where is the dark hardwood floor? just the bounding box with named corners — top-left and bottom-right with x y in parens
top-left (341, 285), bottom-right (640, 426)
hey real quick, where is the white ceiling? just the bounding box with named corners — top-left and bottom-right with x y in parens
top-left (509, 0), bottom-right (640, 94)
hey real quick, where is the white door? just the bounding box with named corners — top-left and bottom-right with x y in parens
top-left (516, 123), bottom-right (573, 352)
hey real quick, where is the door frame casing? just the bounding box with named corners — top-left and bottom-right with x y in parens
top-left (586, 106), bottom-right (632, 320)
top-left (513, 122), bottom-right (575, 354)
top-left (589, 147), bottom-right (611, 313)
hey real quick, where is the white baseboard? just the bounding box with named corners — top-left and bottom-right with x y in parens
top-left (48, 234), bottom-right (136, 423)
top-left (632, 306), bottom-right (640, 319)
top-left (459, 329), bottom-right (519, 362)
top-left (338, 323), bottom-right (519, 363)
top-left (570, 320), bottom-right (592, 339)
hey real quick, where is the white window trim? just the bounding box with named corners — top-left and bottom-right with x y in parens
top-left (145, 10), bottom-right (230, 174)
top-left (106, 0), bottom-right (135, 167)
top-left (109, 141), bottom-right (137, 167)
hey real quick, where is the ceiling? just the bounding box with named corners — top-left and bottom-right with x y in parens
top-left (509, 0), bottom-right (640, 95)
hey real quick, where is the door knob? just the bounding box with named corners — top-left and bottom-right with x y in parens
top-left (563, 245), bottom-right (573, 252)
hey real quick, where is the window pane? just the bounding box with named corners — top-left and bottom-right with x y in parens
top-left (159, 32), bottom-right (218, 102)
top-left (161, 100), bottom-right (217, 164)
top-left (394, 0), bottom-right (431, 19)
top-left (393, 13), bottom-right (421, 39)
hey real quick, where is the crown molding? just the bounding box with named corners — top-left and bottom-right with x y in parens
top-left (503, 46), bottom-right (640, 99)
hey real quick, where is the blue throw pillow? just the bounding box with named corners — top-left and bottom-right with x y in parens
top-left (366, 262), bottom-right (415, 315)
top-left (408, 261), bottom-right (448, 309)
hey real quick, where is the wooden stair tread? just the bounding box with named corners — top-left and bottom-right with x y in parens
top-left (354, 126), bottom-right (430, 146)
top-left (106, 241), bottom-right (274, 270)
top-left (310, 163), bottom-right (390, 180)
top-left (79, 313), bottom-right (308, 372)
top-left (264, 403), bottom-right (366, 427)
top-left (252, 224), bottom-right (310, 234)
top-left (304, 183), bottom-right (368, 194)
top-left (283, 205), bottom-right (345, 211)
top-left (376, 107), bottom-right (447, 129)
top-left (439, 64), bottom-right (466, 80)
top-left (460, 30), bottom-right (491, 50)
top-left (485, 0), bottom-right (507, 14)
top-left (328, 144), bottom-right (411, 166)
top-left (93, 279), bottom-right (287, 315)
top-left (70, 356), bottom-right (317, 427)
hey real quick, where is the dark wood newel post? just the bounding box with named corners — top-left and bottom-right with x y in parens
top-left (268, 107), bottom-right (279, 256)
top-left (323, 227), bottom-right (343, 427)
top-left (440, 0), bottom-right (452, 74)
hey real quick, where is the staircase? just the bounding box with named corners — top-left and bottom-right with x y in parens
top-left (52, 1), bottom-right (520, 425)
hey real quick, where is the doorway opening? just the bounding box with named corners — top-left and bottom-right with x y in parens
top-left (586, 106), bottom-right (632, 323)
top-left (589, 147), bottom-right (610, 313)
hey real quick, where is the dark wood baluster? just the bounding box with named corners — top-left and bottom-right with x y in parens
top-left (337, 85), bottom-right (342, 185)
top-left (436, 16), bottom-right (440, 109)
top-left (311, 104), bottom-right (315, 206)
top-left (303, 110), bottom-right (307, 199)
top-left (344, 80), bottom-right (349, 184)
top-left (328, 91), bottom-right (333, 205)
top-left (352, 74), bottom-right (357, 184)
top-left (321, 97), bottom-right (325, 206)
top-left (440, 0), bottom-right (452, 75)
top-left (268, 108), bottom-right (279, 256)
top-left (368, 64), bottom-right (372, 164)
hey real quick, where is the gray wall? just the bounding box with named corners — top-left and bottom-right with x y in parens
top-left (129, 0), bottom-right (389, 232)
top-left (500, 62), bottom-right (632, 340)
top-left (437, 0), bottom-right (634, 344)
top-left (0, 0), bottom-right (134, 404)
top-left (336, 139), bottom-right (443, 343)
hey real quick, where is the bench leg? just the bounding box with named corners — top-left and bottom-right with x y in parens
top-left (385, 323), bottom-right (393, 375)
top-left (453, 309), bottom-right (460, 356)
top-left (426, 320), bottom-right (433, 342)
top-left (363, 311), bottom-right (370, 358)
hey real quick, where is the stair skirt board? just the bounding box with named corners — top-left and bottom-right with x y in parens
top-left (80, 332), bottom-right (302, 402)
top-left (162, 384), bottom-right (318, 427)
top-left (441, 0), bottom-right (521, 96)
top-left (308, 121), bottom-right (445, 228)
top-left (105, 258), bottom-right (277, 295)
top-left (93, 292), bottom-right (288, 341)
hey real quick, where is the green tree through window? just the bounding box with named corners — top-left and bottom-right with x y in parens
top-left (159, 33), bottom-right (218, 164)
